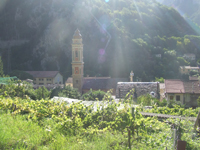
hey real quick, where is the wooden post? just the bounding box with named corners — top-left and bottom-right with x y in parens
top-left (177, 140), bottom-right (186, 150)
top-left (132, 107), bottom-right (135, 118)
top-left (128, 128), bottom-right (131, 149)
top-left (172, 129), bottom-right (177, 150)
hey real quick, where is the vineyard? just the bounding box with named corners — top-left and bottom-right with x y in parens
top-left (0, 95), bottom-right (200, 150)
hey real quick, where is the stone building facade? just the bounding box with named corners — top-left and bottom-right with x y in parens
top-left (116, 82), bottom-right (160, 99)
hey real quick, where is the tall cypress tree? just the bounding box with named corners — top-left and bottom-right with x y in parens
top-left (0, 56), bottom-right (4, 77)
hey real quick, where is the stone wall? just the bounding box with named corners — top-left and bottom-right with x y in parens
top-left (116, 82), bottom-right (160, 99)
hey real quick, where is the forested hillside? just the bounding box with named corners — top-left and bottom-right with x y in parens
top-left (157, 0), bottom-right (200, 26)
top-left (0, 0), bottom-right (200, 81)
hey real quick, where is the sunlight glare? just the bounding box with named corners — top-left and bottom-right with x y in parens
top-left (133, 0), bottom-right (142, 20)
top-left (0, 0), bottom-right (7, 12)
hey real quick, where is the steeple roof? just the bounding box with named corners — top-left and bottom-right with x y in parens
top-left (73, 29), bottom-right (82, 39)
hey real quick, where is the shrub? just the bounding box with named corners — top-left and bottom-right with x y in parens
top-left (35, 86), bottom-right (50, 100)
top-left (0, 80), bottom-right (49, 100)
top-left (81, 89), bottom-right (106, 101)
top-left (167, 100), bottom-right (185, 108)
top-left (51, 86), bottom-right (81, 99)
top-left (137, 94), bottom-right (167, 107)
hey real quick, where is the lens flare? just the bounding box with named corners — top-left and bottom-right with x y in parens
top-left (98, 49), bottom-right (106, 63)
top-left (99, 49), bottom-right (105, 55)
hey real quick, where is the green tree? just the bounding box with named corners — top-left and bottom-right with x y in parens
top-left (81, 89), bottom-right (107, 101)
top-left (51, 86), bottom-right (81, 99)
top-left (9, 70), bottom-right (33, 80)
top-left (155, 77), bottom-right (164, 83)
top-left (177, 57), bottom-right (190, 66)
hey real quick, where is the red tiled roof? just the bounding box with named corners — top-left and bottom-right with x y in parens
top-left (25, 71), bottom-right (60, 78)
top-left (165, 79), bottom-right (185, 93)
top-left (165, 79), bottom-right (200, 94)
top-left (183, 81), bottom-right (200, 94)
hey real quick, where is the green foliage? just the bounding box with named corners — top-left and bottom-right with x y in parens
top-left (144, 105), bottom-right (200, 117)
top-left (177, 57), bottom-right (190, 66)
top-left (167, 100), bottom-right (185, 108)
top-left (137, 94), bottom-right (166, 107)
top-left (155, 77), bottom-right (164, 83)
top-left (8, 70), bottom-right (33, 80)
top-left (50, 86), bottom-right (81, 99)
top-left (1, 0), bottom-right (200, 81)
top-left (0, 95), bottom-right (200, 149)
top-left (35, 86), bottom-right (50, 100)
top-left (137, 95), bottom-right (152, 106)
top-left (81, 89), bottom-right (107, 101)
top-left (0, 80), bottom-right (50, 100)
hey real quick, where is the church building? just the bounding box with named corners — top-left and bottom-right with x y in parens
top-left (67, 29), bottom-right (128, 94)
top-left (71, 29), bottom-right (84, 93)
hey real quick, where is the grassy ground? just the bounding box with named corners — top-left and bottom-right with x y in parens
top-left (0, 112), bottom-right (132, 150)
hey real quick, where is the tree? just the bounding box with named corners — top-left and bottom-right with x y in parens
top-left (0, 56), bottom-right (4, 77)
top-left (155, 77), bottom-right (164, 83)
top-left (9, 70), bottom-right (33, 80)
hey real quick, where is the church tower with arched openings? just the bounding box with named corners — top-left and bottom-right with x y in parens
top-left (72, 29), bottom-right (84, 93)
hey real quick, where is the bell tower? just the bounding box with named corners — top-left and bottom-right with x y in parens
top-left (72, 29), bottom-right (84, 93)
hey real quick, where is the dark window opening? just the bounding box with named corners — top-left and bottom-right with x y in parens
top-left (176, 95), bottom-right (180, 101)
top-left (76, 80), bottom-right (78, 84)
top-left (170, 96), bottom-right (174, 100)
top-left (75, 51), bottom-right (78, 57)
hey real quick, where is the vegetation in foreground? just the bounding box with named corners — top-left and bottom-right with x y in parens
top-left (0, 81), bottom-right (200, 149)
top-left (0, 96), bottom-right (200, 150)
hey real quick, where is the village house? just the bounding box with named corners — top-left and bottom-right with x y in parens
top-left (165, 79), bottom-right (199, 107)
top-left (25, 71), bottom-right (63, 85)
top-left (183, 53), bottom-right (196, 61)
top-left (179, 66), bottom-right (200, 74)
top-left (155, 54), bottom-right (161, 58)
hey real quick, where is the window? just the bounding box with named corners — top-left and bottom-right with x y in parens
top-left (39, 83), bottom-right (44, 85)
top-left (75, 51), bottom-right (78, 57)
top-left (75, 67), bottom-right (79, 74)
top-left (76, 80), bottom-right (78, 84)
top-left (176, 95), bottom-right (180, 101)
top-left (170, 96), bottom-right (174, 100)
top-left (39, 79), bottom-right (44, 81)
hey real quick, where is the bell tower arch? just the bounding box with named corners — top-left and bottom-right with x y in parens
top-left (72, 29), bottom-right (84, 93)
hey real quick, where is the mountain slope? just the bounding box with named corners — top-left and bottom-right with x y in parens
top-left (157, 0), bottom-right (200, 26)
top-left (0, 0), bottom-right (200, 81)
